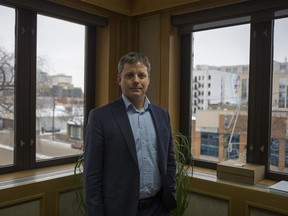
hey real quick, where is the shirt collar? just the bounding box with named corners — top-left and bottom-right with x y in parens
top-left (122, 94), bottom-right (151, 112)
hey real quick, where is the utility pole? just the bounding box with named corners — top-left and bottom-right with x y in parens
top-left (52, 95), bottom-right (55, 141)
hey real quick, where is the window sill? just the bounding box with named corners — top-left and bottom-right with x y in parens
top-left (187, 166), bottom-right (286, 197)
top-left (0, 164), bottom-right (284, 197)
top-left (0, 163), bottom-right (76, 190)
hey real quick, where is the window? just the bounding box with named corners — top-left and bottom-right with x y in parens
top-left (241, 79), bottom-right (248, 104)
top-left (36, 15), bottom-right (85, 161)
top-left (226, 135), bottom-right (240, 160)
top-left (174, 1), bottom-right (288, 180)
top-left (200, 132), bottom-right (219, 159)
top-left (0, 2), bottom-right (105, 173)
top-left (0, 5), bottom-right (15, 167)
top-left (270, 138), bottom-right (279, 167)
top-left (286, 140), bottom-right (288, 168)
top-left (270, 17), bottom-right (288, 174)
top-left (278, 78), bottom-right (287, 108)
top-left (191, 24), bottom-right (250, 164)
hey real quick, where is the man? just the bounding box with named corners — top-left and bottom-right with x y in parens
top-left (84, 52), bottom-right (177, 216)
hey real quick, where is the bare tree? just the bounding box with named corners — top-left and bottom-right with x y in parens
top-left (0, 48), bottom-right (14, 117)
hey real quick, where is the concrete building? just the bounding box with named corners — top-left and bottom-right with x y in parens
top-left (192, 61), bottom-right (288, 172)
top-left (192, 65), bottom-right (246, 115)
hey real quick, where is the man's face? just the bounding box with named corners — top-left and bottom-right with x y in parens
top-left (118, 62), bottom-right (150, 104)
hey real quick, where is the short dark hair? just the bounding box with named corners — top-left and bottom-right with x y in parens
top-left (118, 51), bottom-right (151, 74)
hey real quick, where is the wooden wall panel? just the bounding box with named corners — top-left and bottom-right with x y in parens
top-left (0, 197), bottom-right (42, 216)
top-left (249, 206), bottom-right (287, 216)
top-left (137, 14), bottom-right (161, 105)
top-left (187, 175), bottom-right (288, 216)
top-left (187, 192), bottom-right (229, 216)
top-left (82, 0), bottom-right (131, 15)
top-left (58, 189), bottom-right (81, 216)
top-left (0, 168), bottom-right (78, 216)
top-left (58, 0), bottom-right (248, 16)
top-left (0, 169), bottom-right (287, 215)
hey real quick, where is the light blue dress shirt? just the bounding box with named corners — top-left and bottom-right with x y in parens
top-left (122, 94), bottom-right (161, 199)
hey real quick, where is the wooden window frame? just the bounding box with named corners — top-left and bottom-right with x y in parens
top-left (0, 2), bottom-right (106, 174)
top-left (174, 0), bottom-right (288, 180)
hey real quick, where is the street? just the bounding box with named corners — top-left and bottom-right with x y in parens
top-left (0, 134), bottom-right (82, 166)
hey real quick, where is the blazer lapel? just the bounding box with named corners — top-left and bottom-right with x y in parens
top-left (149, 105), bottom-right (165, 174)
top-left (111, 98), bottom-right (139, 166)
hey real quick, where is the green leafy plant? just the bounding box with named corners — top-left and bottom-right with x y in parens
top-left (73, 132), bottom-right (193, 216)
top-left (74, 153), bottom-right (85, 215)
top-left (172, 132), bottom-right (193, 216)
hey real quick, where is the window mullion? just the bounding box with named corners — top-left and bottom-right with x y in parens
top-left (29, 11), bottom-right (37, 168)
top-left (179, 33), bottom-right (192, 139)
top-left (247, 20), bottom-right (273, 165)
top-left (259, 21), bottom-right (273, 166)
top-left (84, 25), bottom-right (97, 127)
top-left (15, 8), bottom-right (36, 170)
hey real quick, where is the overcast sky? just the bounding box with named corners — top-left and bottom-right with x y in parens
top-left (37, 15), bottom-right (85, 89)
top-left (0, 4), bottom-right (288, 89)
top-left (193, 19), bottom-right (288, 67)
top-left (193, 24), bottom-right (250, 66)
top-left (0, 5), bottom-right (85, 90)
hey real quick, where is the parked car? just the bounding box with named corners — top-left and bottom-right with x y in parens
top-left (42, 127), bottom-right (61, 133)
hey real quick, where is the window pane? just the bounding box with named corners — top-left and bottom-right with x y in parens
top-left (191, 24), bottom-right (250, 163)
top-left (270, 17), bottom-right (288, 174)
top-left (0, 5), bottom-right (15, 167)
top-left (36, 15), bottom-right (84, 161)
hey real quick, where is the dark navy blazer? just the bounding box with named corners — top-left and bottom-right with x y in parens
top-left (84, 97), bottom-right (177, 216)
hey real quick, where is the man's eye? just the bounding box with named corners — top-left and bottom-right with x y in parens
top-left (138, 74), bottom-right (146, 79)
top-left (126, 73), bottom-right (134, 78)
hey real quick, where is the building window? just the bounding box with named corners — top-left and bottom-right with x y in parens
top-left (280, 64), bottom-right (287, 71)
top-left (200, 132), bottom-right (219, 158)
top-left (285, 140), bottom-right (288, 168)
top-left (278, 78), bottom-right (287, 108)
top-left (241, 79), bottom-right (248, 104)
top-left (226, 135), bottom-right (240, 160)
top-left (270, 138), bottom-right (279, 167)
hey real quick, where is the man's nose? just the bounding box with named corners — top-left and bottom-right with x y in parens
top-left (132, 74), bottom-right (140, 82)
